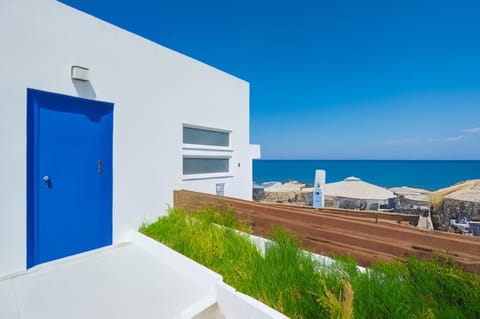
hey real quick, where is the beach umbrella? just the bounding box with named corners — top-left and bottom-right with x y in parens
top-left (324, 176), bottom-right (395, 200)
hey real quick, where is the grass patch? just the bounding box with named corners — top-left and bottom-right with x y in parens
top-left (140, 208), bottom-right (480, 319)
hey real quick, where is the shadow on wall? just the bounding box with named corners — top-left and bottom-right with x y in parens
top-left (72, 79), bottom-right (96, 99)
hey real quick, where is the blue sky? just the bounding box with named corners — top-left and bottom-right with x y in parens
top-left (61, 0), bottom-right (480, 160)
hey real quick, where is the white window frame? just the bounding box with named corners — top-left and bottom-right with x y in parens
top-left (182, 124), bottom-right (232, 151)
top-left (182, 155), bottom-right (232, 180)
top-left (182, 124), bottom-right (234, 181)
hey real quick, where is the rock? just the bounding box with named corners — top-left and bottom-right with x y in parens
top-left (252, 187), bottom-right (265, 201)
top-left (264, 181), bottom-right (305, 192)
top-left (262, 181), bottom-right (312, 206)
top-left (389, 186), bottom-right (431, 215)
top-left (324, 195), bottom-right (337, 208)
top-left (431, 180), bottom-right (480, 229)
top-left (441, 198), bottom-right (480, 223)
top-left (389, 186), bottom-right (431, 201)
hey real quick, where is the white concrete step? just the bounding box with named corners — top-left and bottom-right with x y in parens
top-left (192, 303), bottom-right (225, 319)
top-left (180, 295), bottom-right (225, 319)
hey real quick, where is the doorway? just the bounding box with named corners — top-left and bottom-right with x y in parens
top-left (27, 89), bottom-right (113, 268)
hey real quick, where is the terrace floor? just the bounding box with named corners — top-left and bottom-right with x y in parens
top-left (0, 232), bottom-right (286, 319)
top-left (0, 240), bottom-right (219, 319)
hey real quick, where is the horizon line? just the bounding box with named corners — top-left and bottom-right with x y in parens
top-left (255, 158), bottom-right (480, 161)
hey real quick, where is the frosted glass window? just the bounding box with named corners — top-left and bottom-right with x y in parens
top-left (183, 158), bottom-right (229, 175)
top-left (183, 127), bottom-right (229, 147)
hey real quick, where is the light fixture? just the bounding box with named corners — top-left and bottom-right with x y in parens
top-left (71, 65), bottom-right (89, 81)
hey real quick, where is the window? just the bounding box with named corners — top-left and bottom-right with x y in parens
top-left (182, 124), bottom-right (232, 179)
top-left (183, 126), bottom-right (229, 147)
top-left (183, 157), bottom-right (229, 175)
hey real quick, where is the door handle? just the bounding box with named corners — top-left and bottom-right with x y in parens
top-left (43, 175), bottom-right (50, 188)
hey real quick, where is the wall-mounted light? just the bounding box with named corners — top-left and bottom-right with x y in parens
top-left (71, 65), bottom-right (89, 81)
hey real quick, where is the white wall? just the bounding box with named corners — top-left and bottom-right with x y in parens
top-left (0, 0), bottom-right (257, 276)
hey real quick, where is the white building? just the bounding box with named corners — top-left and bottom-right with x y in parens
top-left (0, 2), bottom-right (278, 318)
top-left (0, 0), bottom-right (260, 283)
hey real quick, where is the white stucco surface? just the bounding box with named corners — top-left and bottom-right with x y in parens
top-left (7, 245), bottom-right (212, 319)
top-left (0, 0), bottom-right (258, 275)
top-left (0, 232), bottom-right (287, 319)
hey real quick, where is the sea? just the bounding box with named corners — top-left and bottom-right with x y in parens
top-left (253, 160), bottom-right (480, 191)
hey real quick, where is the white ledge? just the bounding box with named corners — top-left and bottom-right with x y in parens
top-left (182, 173), bottom-right (234, 181)
top-left (182, 144), bottom-right (234, 152)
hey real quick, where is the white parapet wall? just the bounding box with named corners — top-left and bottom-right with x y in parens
top-left (233, 227), bottom-right (366, 272)
top-left (126, 231), bottom-right (289, 319)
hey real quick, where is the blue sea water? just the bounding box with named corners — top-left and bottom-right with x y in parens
top-left (253, 160), bottom-right (480, 191)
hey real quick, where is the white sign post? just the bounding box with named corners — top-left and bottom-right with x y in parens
top-left (312, 170), bottom-right (326, 208)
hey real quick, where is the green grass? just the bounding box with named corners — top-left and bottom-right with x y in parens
top-left (140, 208), bottom-right (480, 319)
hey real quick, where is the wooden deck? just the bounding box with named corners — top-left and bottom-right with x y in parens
top-left (174, 190), bottom-right (480, 273)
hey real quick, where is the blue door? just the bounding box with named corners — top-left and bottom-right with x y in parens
top-left (27, 89), bottom-right (113, 268)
